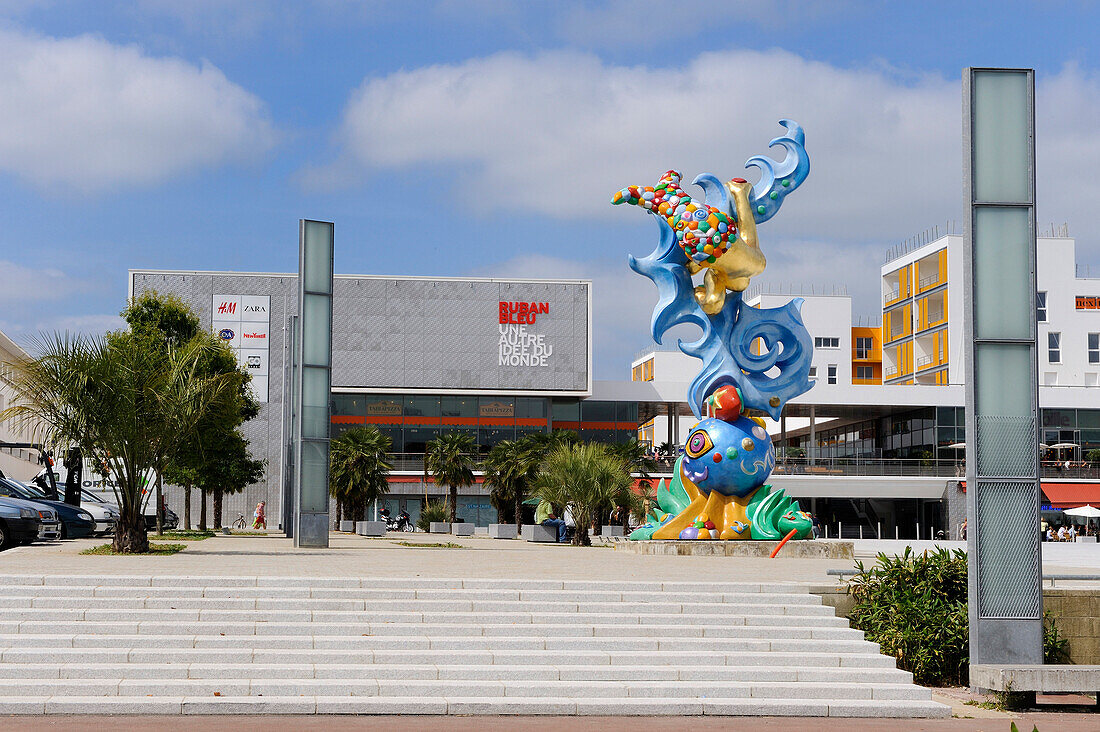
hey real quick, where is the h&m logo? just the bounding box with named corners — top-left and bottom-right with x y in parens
top-left (217, 302), bottom-right (236, 315)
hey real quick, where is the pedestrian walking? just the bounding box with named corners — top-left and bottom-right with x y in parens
top-left (252, 501), bottom-right (266, 530)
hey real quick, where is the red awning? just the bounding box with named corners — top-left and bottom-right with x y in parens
top-left (1041, 482), bottom-right (1100, 509)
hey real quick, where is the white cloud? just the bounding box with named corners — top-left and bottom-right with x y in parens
top-left (0, 260), bottom-right (79, 301)
top-left (329, 50), bottom-right (1100, 251)
top-left (0, 28), bottom-right (276, 191)
top-left (329, 48), bottom-right (962, 243)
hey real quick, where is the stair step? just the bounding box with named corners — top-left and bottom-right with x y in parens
top-left (0, 678), bottom-right (931, 700)
top-left (0, 695), bottom-right (951, 717)
top-left (0, 662), bottom-right (914, 683)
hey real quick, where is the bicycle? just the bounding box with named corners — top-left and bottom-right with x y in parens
top-left (233, 513), bottom-right (247, 529)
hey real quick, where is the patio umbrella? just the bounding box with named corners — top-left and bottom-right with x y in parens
top-left (1063, 504), bottom-right (1100, 518)
top-left (1049, 443), bottom-right (1080, 450)
top-left (945, 443), bottom-right (966, 450)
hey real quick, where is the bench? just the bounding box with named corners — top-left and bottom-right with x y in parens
top-left (355, 520), bottom-right (386, 537)
top-left (522, 524), bottom-right (558, 543)
top-left (970, 664), bottom-right (1100, 707)
top-left (489, 523), bottom-right (518, 539)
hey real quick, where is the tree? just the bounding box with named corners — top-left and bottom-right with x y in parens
top-left (196, 431), bottom-right (265, 529)
top-left (605, 437), bottom-right (659, 534)
top-left (329, 426), bottom-right (392, 525)
top-left (1, 331), bottom-right (232, 552)
top-left (424, 432), bottom-right (477, 524)
top-left (125, 292), bottom-right (259, 533)
top-left (531, 442), bottom-right (633, 546)
top-left (482, 431), bottom-right (578, 530)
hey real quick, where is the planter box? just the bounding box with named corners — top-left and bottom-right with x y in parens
top-left (339, 521), bottom-right (355, 532)
top-left (429, 522), bottom-right (451, 534)
top-left (488, 523), bottom-right (518, 539)
top-left (451, 523), bottom-right (474, 537)
top-left (600, 525), bottom-right (625, 538)
top-left (355, 521), bottom-right (386, 537)
top-left (1077, 536), bottom-right (1097, 543)
top-left (522, 524), bottom-right (558, 543)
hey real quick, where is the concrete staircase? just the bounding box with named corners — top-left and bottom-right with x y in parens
top-left (0, 575), bottom-right (949, 717)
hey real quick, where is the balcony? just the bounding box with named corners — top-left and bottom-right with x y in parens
top-left (916, 355), bottom-right (935, 371)
top-left (883, 288), bottom-right (901, 305)
top-left (884, 366), bottom-right (899, 379)
top-left (918, 273), bottom-right (942, 291)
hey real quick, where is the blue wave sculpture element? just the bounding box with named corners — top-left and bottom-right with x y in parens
top-left (628, 216), bottom-right (813, 420)
top-left (745, 119), bottom-right (810, 224)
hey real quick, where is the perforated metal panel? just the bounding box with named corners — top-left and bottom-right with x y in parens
top-left (975, 480), bottom-right (1041, 618)
top-left (976, 415), bottom-right (1036, 476)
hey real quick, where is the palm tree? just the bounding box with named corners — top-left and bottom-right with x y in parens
top-left (1, 331), bottom-right (232, 553)
top-left (483, 439), bottom-right (519, 523)
top-left (531, 442), bottom-right (633, 546)
top-left (329, 426), bottom-right (393, 524)
top-left (424, 432), bottom-right (477, 524)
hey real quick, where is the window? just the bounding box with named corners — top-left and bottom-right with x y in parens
top-left (1037, 291), bottom-right (1047, 322)
top-left (1048, 332), bottom-right (1061, 363)
top-left (827, 364), bottom-right (838, 385)
top-left (856, 365), bottom-right (874, 380)
top-left (814, 337), bottom-right (840, 349)
top-left (1090, 333), bottom-right (1100, 364)
top-left (855, 337), bottom-right (873, 359)
top-left (808, 366), bottom-right (817, 380)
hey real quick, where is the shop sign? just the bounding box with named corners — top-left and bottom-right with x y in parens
top-left (212, 294), bottom-right (270, 402)
top-left (367, 400), bottom-right (402, 416)
top-left (499, 301), bottom-right (549, 325)
top-left (479, 401), bottom-right (515, 418)
top-left (1076, 296), bottom-right (1100, 310)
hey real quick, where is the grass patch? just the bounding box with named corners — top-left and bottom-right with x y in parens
top-left (227, 530), bottom-right (268, 536)
top-left (156, 530), bottom-right (215, 541)
top-left (81, 543), bottom-right (187, 556)
top-left (393, 541), bottom-right (466, 549)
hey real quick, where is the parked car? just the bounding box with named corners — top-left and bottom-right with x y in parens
top-left (0, 479), bottom-right (96, 539)
top-left (0, 493), bottom-right (60, 545)
top-left (18, 484), bottom-right (119, 536)
top-left (0, 496), bottom-right (41, 550)
top-left (34, 470), bottom-right (177, 531)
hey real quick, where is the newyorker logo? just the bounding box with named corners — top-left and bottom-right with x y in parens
top-left (499, 301), bottom-right (548, 325)
top-left (242, 331), bottom-right (267, 341)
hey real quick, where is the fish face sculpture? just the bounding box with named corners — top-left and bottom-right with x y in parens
top-left (779, 509), bottom-right (813, 540)
top-left (681, 416), bottom-right (775, 498)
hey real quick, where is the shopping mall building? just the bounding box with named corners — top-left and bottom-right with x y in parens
top-left (129, 270), bottom-right (646, 528)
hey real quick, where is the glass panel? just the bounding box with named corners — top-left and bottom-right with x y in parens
top-left (301, 367), bottom-right (330, 439)
top-left (551, 399), bottom-right (580, 422)
top-left (515, 397), bottom-right (547, 420)
top-left (1077, 410), bottom-right (1100, 429)
top-left (404, 396), bottom-right (440, 418)
top-left (300, 441), bottom-right (329, 512)
top-left (331, 394), bottom-right (365, 417)
top-left (976, 343), bottom-right (1032, 418)
top-left (975, 480), bottom-right (1041, 619)
top-left (302, 293), bottom-right (331, 366)
top-left (974, 206), bottom-right (1032, 340)
top-left (937, 407), bottom-right (956, 427)
top-left (441, 396), bottom-right (477, 418)
top-left (580, 401), bottom-right (615, 421)
top-left (478, 426), bottom-right (513, 448)
top-left (972, 70), bottom-right (1030, 203)
top-left (302, 220), bottom-right (334, 293)
top-left (1042, 409), bottom-right (1075, 429)
top-left (403, 428), bottom-right (439, 453)
top-left (405, 498), bottom-right (422, 526)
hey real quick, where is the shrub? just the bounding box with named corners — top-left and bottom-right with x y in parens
top-left (848, 548), bottom-right (1073, 686)
top-left (1044, 610), bottom-right (1070, 663)
top-left (416, 499), bottom-right (450, 533)
top-left (848, 547), bottom-right (969, 686)
top-left (1087, 449), bottom-right (1100, 464)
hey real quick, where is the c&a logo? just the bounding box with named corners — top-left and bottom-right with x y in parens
top-left (218, 329), bottom-right (234, 341)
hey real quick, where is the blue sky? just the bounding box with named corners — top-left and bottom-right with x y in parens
top-left (2, 1), bottom-right (1100, 378)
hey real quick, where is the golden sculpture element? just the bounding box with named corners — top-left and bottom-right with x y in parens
top-left (651, 466), bottom-right (761, 541)
top-left (689, 177), bottom-right (766, 315)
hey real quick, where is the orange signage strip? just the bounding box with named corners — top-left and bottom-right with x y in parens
top-left (1077, 296), bottom-right (1100, 310)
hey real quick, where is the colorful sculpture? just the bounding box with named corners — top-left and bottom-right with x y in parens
top-left (614, 120), bottom-right (815, 542)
